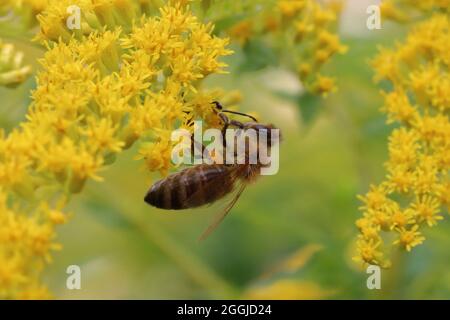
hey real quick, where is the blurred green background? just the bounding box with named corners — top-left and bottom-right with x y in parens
top-left (2, 1), bottom-right (450, 299)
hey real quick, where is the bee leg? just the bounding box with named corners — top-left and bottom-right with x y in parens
top-left (219, 112), bottom-right (245, 148)
top-left (229, 119), bottom-right (245, 129)
top-left (218, 112), bottom-right (231, 148)
top-left (190, 134), bottom-right (213, 163)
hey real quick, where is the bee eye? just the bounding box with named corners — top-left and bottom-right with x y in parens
top-left (212, 101), bottom-right (222, 110)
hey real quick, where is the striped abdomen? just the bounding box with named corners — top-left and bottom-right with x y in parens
top-left (144, 164), bottom-right (236, 210)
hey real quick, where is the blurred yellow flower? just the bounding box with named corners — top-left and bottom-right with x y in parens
top-left (0, 40), bottom-right (32, 86)
top-left (312, 74), bottom-right (337, 97)
top-left (244, 244), bottom-right (335, 300)
top-left (225, 0), bottom-right (346, 97)
top-left (228, 20), bottom-right (253, 45)
top-left (245, 280), bottom-right (335, 300)
top-left (278, 0), bottom-right (306, 18)
top-left (380, 0), bottom-right (449, 23)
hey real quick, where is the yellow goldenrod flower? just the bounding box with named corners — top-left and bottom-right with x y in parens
top-left (355, 12), bottom-right (450, 268)
top-left (381, 90), bottom-right (418, 124)
top-left (135, 138), bottom-right (173, 176)
top-left (358, 184), bottom-right (389, 212)
top-left (297, 62), bottom-right (312, 80)
top-left (0, 0), bottom-right (233, 299)
top-left (294, 20), bottom-right (313, 41)
top-left (370, 47), bottom-right (400, 84)
top-left (224, 0), bottom-right (346, 97)
top-left (386, 165), bottom-right (415, 194)
top-left (81, 118), bottom-right (125, 153)
top-left (390, 208), bottom-right (415, 230)
top-left (411, 196), bottom-right (443, 227)
top-left (394, 225), bottom-right (425, 252)
top-left (360, 225), bottom-right (381, 241)
top-left (312, 4), bottom-right (336, 27)
top-left (379, 1), bottom-right (409, 23)
top-left (278, 0), bottom-right (306, 18)
top-left (312, 74), bottom-right (337, 97)
top-left (354, 238), bottom-right (386, 267)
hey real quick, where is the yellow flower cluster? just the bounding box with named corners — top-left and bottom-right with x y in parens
top-left (244, 244), bottom-right (336, 300)
top-left (0, 39), bottom-right (32, 86)
top-left (0, 0), bottom-right (232, 299)
top-left (227, 0), bottom-right (347, 97)
top-left (355, 14), bottom-right (450, 268)
top-left (380, 0), bottom-right (449, 22)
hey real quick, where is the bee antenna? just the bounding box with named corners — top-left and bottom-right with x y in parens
top-left (212, 101), bottom-right (258, 122)
top-left (221, 110), bottom-right (258, 122)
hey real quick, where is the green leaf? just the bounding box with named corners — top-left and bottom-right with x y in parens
top-left (212, 14), bottom-right (246, 35)
top-left (84, 199), bottom-right (134, 230)
top-left (273, 90), bottom-right (322, 127)
top-left (297, 92), bottom-right (322, 126)
top-left (239, 39), bottom-right (277, 72)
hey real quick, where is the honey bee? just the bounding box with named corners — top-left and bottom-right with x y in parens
top-left (144, 101), bottom-right (280, 240)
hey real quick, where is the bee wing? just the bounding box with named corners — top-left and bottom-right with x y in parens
top-left (181, 164), bottom-right (240, 209)
top-left (198, 181), bottom-right (247, 241)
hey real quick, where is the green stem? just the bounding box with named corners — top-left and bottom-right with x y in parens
top-left (380, 249), bottom-right (405, 299)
